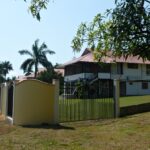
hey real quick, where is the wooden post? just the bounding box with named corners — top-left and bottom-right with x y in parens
top-left (0, 83), bottom-right (8, 117)
top-left (113, 79), bottom-right (120, 118)
top-left (53, 79), bottom-right (59, 124)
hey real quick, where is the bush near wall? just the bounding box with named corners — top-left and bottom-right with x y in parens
top-left (120, 103), bottom-right (150, 117)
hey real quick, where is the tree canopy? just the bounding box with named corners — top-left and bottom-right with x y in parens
top-left (71, 14), bottom-right (113, 60)
top-left (72, 0), bottom-right (150, 60)
top-left (0, 61), bottom-right (13, 83)
top-left (37, 69), bottom-right (64, 87)
top-left (19, 39), bottom-right (55, 78)
top-left (24, 0), bottom-right (49, 21)
top-left (111, 0), bottom-right (150, 59)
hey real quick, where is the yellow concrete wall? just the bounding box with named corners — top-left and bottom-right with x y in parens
top-left (13, 80), bottom-right (55, 125)
top-left (0, 84), bottom-right (8, 117)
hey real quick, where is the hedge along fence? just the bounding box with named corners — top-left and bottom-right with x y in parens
top-left (120, 103), bottom-right (150, 117)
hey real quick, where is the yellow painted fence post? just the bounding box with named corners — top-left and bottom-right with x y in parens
top-left (53, 79), bottom-right (59, 124)
top-left (113, 79), bottom-right (120, 118)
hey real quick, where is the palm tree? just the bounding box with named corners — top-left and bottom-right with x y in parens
top-left (0, 61), bottom-right (13, 81)
top-left (19, 39), bottom-right (55, 78)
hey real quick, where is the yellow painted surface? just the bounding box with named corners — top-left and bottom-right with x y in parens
top-left (0, 84), bottom-right (7, 117)
top-left (13, 80), bottom-right (55, 125)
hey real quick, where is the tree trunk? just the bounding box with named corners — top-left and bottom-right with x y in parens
top-left (34, 64), bottom-right (38, 78)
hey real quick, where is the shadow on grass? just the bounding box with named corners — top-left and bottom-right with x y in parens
top-left (22, 124), bottom-right (75, 130)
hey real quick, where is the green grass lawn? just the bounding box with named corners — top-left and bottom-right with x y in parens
top-left (120, 95), bottom-right (150, 107)
top-left (0, 112), bottom-right (150, 150)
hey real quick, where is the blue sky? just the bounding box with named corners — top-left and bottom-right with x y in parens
top-left (0, 0), bottom-right (115, 77)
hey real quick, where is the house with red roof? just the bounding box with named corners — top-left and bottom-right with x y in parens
top-left (59, 49), bottom-right (150, 96)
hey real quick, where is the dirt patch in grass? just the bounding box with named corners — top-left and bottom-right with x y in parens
top-left (0, 115), bottom-right (4, 121)
top-left (0, 115), bottom-right (15, 135)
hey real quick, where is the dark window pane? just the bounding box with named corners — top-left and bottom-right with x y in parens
top-left (127, 63), bottom-right (138, 69)
top-left (146, 65), bottom-right (150, 75)
top-left (142, 82), bottom-right (148, 89)
top-left (117, 63), bottom-right (123, 74)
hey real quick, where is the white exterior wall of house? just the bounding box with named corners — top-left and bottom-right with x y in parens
top-left (123, 63), bottom-right (142, 80)
top-left (141, 64), bottom-right (150, 80)
top-left (126, 82), bottom-right (140, 95)
top-left (111, 63), bottom-right (142, 80)
top-left (110, 63), bottom-right (150, 80)
top-left (139, 82), bottom-right (150, 95)
top-left (126, 81), bottom-right (150, 95)
top-left (64, 63), bottom-right (150, 96)
top-left (110, 63), bottom-right (150, 95)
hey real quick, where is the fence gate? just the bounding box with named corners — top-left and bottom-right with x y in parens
top-left (59, 79), bottom-right (114, 122)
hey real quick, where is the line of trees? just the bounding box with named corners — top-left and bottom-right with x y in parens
top-left (2, 0), bottom-right (149, 84)
top-left (0, 39), bottom-right (63, 85)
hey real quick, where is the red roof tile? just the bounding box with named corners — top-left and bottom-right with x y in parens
top-left (59, 49), bottom-right (150, 68)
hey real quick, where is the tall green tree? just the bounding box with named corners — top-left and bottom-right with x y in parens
top-left (111, 0), bottom-right (150, 59)
top-left (0, 61), bottom-right (13, 82)
top-left (19, 39), bottom-right (55, 78)
top-left (72, 0), bottom-right (150, 60)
